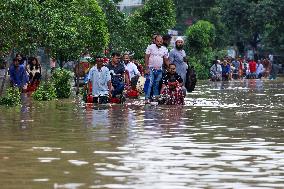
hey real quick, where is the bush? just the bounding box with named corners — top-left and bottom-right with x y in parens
top-left (51, 68), bottom-right (72, 99)
top-left (0, 87), bottom-right (21, 106)
top-left (185, 20), bottom-right (217, 80)
top-left (32, 81), bottom-right (57, 101)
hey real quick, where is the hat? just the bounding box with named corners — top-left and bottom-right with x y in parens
top-left (175, 37), bottom-right (184, 42)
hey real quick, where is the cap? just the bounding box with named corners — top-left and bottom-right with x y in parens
top-left (175, 37), bottom-right (184, 42)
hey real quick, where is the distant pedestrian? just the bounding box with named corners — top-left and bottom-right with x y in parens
top-left (269, 62), bottom-right (280, 80)
top-left (256, 60), bottom-right (264, 79)
top-left (27, 57), bottom-right (41, 84)
top-left (9, 58), bottom-right (28, 91)
top-left (210, 60), bottom-right (222, 81)
top-left (50, 57), bottom-right (56, 74)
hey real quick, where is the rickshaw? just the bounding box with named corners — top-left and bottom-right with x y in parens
top-left (74, 56), bottom-right (91, 95)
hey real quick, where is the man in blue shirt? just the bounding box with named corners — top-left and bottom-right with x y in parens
top-left (221, 60), bottom-right (231, 81)
top-left (9, 58), bottom-right (28, 91)
top-left (106, 52), bottom-right (125, 98)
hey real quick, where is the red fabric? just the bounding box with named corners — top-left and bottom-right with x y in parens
top-left (80, 62), bottom-right (90, 71)
top-left (86, 94), bottom-right (94, 103)
top-left (26, 81), bottom-right (40, 92)
top-left (249, 60), bottom-right (257, 72)
top-left (88, 82), bottom-right (92, 93)
top-left (109, 97), bottom-right (120, 104)
top-left (161, 84), bottom-right (185, 105)
top-left (103, 58), bottom-right (109, 63)
top-left (127, 89), bottom-right (139, 98)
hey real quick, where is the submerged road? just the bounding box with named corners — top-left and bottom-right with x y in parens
top-left (0, 78), bottom-right (284, 189)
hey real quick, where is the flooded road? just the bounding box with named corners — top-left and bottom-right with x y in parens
top-left (0, 79), bottom-right (284, 189)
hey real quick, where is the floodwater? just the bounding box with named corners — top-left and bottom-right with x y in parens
top-left (0, 78), bottom-right (284, 189)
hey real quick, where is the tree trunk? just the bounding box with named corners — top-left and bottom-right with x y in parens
top-left (0, 49), bottom-right (13, 97)
top-left (0, 61), bottom-right (10, 97)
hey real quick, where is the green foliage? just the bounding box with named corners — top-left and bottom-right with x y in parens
top-left (189, 56), bottom-right (208, 80)
top-left (0, 87), bottom-right (21, 106)
top-left (126, 0), bottom-right (176, 58)
top-left (99, 0), bottom-right (176, 58)
top-left (0, 0), bottom-right (109, 58)
top-left (173, 0), bottom-right (216, 33)
top-left (99, 0), bottom-right (127, 53)
top-left (39, 0), bottom-right (109, 61)
top-left (260, 0), bottom-right (284, 52)
top-left (185, 20), bottom-right (216, 55)
top-left (32, 81), bottom-right (57, 101)
top-left (51, 69), bottom-right (72, 99)
top-left (32, 69), bottom-right (72, 101)
top-left (0, 0), bottom-right (41, 55)
top-left (217, 0), bottom-right (253, 44)
top-left (214, 0), bottom-right (284, 53)
top-left (185, 20), bottom-right (216, 80)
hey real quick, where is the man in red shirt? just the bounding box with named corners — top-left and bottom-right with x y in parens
top-left (247, 59), bottom-right (257, 79)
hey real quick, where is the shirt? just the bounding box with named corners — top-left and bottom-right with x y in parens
top-left (106, 63), bottom-right (125, 83)
top-left (210, 64), bottom-right (222, 75)
top-left (146, 44), bottom-right (168, 68)
top-left (88, 65), bottom-right (111, 97)
top-left (249, 61), bottom-right (257, 73)
top-left (256, 63), bottom-right (264, 75)
top-left (222, 64), bottom-right (231, 74)
top-left (9, 64), bottom-right (28, 87)
top-left (162, 73), bottom-right (183, 85)
top-left (27, 64), bottom-right (41, 77)
top-left (232, 60), bottom-right (240, 70)
top-left (169, 48), bottom-right (188, 82)
top-left (124, 62), bottom-right (140, 80)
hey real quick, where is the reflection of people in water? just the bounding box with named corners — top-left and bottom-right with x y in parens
top-left (143, 106), bottom-right (185, 134)
top-left (85, 107), bottom-right (110, 128)
top-left (245, 79), bottom-right (263, 91)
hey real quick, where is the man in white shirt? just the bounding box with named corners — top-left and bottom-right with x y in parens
top-left (144, 35), bottom-right (169, 103)
top-left (86, 56), bottom-right (112, 103)
top-left (123, 53), bottom-right (140, 87)
top-left (210, 60), bottom-right (222, 81)
top-left (256, 60), bottom-right (264, 79)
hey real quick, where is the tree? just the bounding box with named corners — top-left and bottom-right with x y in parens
top-left (0, 0), bottom-right (109, 62)
top-left (174, 0), bottom-right (216, 33)
top-left (99, 0), bottom-right (127, 53)
top-left (260, 0), bottom-right (284, 53)
top-left (0, 0), bottom-right (41, 55)
top-left (185, 20), bottom-right (216, 79)
top-left (99, 0), bottom-right (176, 59)
top-left (38, 0), bottom-right (109, 63)
top-left (126, 0), bottom-right (176, 58)
top-left (216, 0), bottom-right (284, 54)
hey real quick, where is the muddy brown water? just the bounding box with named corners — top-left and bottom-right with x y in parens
top-left (0, 78), bottom-right (284, 189)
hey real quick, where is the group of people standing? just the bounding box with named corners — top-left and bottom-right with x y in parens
top-left (210, 56), bottom-right (277, 82)
top-left (86, 34), bottom-right (191, 105)
top-left (9, 54), bottom-right (41, 91)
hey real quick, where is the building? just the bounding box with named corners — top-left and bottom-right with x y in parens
top-left (117, 0), bottom-right (144, 13)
